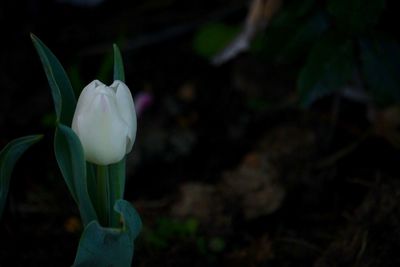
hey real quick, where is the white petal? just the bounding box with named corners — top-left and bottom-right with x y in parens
top-left (76, 92), bottom-right (129, 165)
top-left (112, 80), bottom-right (137, 153)
top-left (75, 80), bottom-right (104, 115)
top-left (72, 80), bottom-right (104, 135)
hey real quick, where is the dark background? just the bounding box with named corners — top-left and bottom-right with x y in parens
top-left (1, 0), bottom-right (400, 266)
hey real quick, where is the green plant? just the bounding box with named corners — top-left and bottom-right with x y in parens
top-left (0, 35), bottom-right (142, 267)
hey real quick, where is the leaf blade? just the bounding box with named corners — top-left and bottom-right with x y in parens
top-left (73, 200), bottom-right (142, 267)
top-left (0, 135), bottom-right (42, 218)
top-left (31, 34), bottom-right (76, 125)
top-left (113, 44), bottom-right (125, 82)
top-left (55, 124), bottom-right (97, 225)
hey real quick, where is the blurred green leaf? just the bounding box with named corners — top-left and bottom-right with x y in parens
top-left (327, 0), bottom-right (385, 34)
top-left (113, 44), bottom-right (125, 82)
top-left (41, 112), bottom-right (57, 128)
top-left (360, 39), bottom-right (400, 106)
top-left (0, 135), bottom-right (42, 219)
top-left (31, 34), bottom-right (76, 125)
top-left (73, 200), bottom-right (142, 267)
top-left (208, 237), bottom-right (225, 253)
top-left (109, 44), bottom-right (127, 227)
top-left (255, 0), bottom-right (324, 62)
top-left (142, 217), bottom-right (200, 250)
top-left (184, 218), bottom-right (199, 237)
top-left (277, 12), bottom-right (329, 62)
top-left (298, 35), bottom-right (355, 107)
top-left (193, 23), bottom-right (240, 59)
top-left (55, 124), bottom-right (97, 226)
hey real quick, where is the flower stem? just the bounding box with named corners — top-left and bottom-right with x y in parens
top-left (96, 165), bottom-right (110, 227)
top-left (108, 159), bottom-right (126, 227)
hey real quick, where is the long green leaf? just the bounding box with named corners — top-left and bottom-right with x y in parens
top-left (0, 135), bottom-right (42, 218)
top-left (110, 44), bottom-right (127, 227)
top-left (55, 124), bottom-right (97, 225)
top-left (31, 34), bottom-right (76, 125)
top-left (73, 200), bottom-right (142, 267)
top-left (113, 44), bottom-right (125, 82)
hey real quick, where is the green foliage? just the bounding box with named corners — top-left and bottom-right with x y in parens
top-left (327, 0), bottom-right (386, 34)
top-left (360, 39), bottom-right (400, 107)
top-left (55, 124), bottom-right (97, 226)
top-left (208, 237), bottom-right (226, 253)
top-left (32, 37), bottom-right (141, 265)
top-left (113, 44), bottom-right (126, 82)
top-left (247, 0), bottom-right (326, 62)
top-left (142, 216), bottom-right (225, 258)
top-left (275, 13), bottom-right (329, 63)
top-left (143, 217), bottom-right (199, 249)
top-left (73, 200), bottom-right (142, 267)
top-left (193, 23), bottom-right (240, 59)
top-left (0, 135), bottom-right (42, 219)
top-left (31, 34), bottom-right (76, 125)
top-left (298, 35), bottom-right (355, 107)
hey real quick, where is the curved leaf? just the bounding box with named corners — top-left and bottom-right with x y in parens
top-left (55, 124), bottom-right (97, 225)
top-left (0, 135), bottom-right (42, 218)
top-left (114, 199), bottom-right (142, 241)
top-left (73, 200), bottom-right (142, 267)
top-left (31, 34), bottom-right (76, 125)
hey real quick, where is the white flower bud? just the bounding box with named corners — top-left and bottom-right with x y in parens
top-left (72, 80), bottom-right (136, 165)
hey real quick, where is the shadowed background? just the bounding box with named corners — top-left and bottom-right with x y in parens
top-left (1, 0), bottom-right (400, 266)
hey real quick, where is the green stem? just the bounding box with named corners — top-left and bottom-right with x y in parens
top-left (86, 162), bottom-right (97, 208)
top-left (96, 165), bottom-right (110, 227)
top-left (108, 159), bottom-right (126, 227)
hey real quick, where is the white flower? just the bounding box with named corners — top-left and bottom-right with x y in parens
top-left (72, 80), bottom-right (136, 165)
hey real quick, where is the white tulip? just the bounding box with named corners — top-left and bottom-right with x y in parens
top-left (72, 80), bottom-right (136, 165)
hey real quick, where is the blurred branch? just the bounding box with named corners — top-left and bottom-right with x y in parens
top-left (212, 0), bottom-right (283, 65)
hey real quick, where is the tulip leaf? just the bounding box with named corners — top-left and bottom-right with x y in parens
top-left (113, 44), bottom-right (125, 82)
top-left (73, 200), bottom-right (142, 267)
top-left (0, 135), bottom-right (42, 219)
top-left (111, 44), bottom-right (127, 227)
top-left (55, 124), bottom-right (97, 226)
top-left (31, 34), bottom-right (77, 125)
